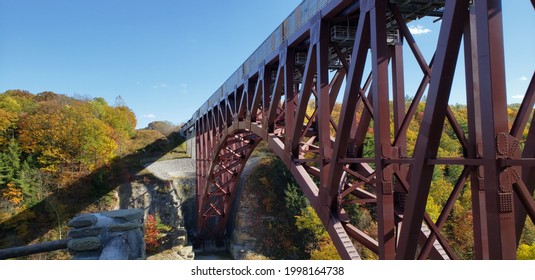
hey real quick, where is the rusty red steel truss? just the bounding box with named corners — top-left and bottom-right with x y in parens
top-left (183, 0), bottom-right (535, 259)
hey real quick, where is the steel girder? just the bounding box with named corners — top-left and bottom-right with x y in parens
top-left (192, 0), bottom-right (535, 259)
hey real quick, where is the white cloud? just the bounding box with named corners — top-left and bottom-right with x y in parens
top-left (142, 114), bottom-right (157, 118)
top-left (512, 95), bottom-right (524, 99)
top-left (152, 83), bottom-right (169, 89)
top-left (519, 76), bottom-right (528, 81)
top-left (409, 25), bottom-right (432, 35)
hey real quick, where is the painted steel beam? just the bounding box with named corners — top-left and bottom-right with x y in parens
top-left (188, 0), bottom-right (534, 260)
top-left (396, 0), bottom-right (470, 259)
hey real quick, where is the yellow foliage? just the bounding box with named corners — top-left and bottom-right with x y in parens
top-left (2, 182), bottom-right (23, 205)
top-left (295, 206), bottom-right (325, 238)
top-left (243, 252), bottom-right (270, 260)
top-left (306, 100), bottom-right (316, 119)
top-left (17, 96), bottom-right (127, 173)
top-left (0, 108), bottom-right (18, 147)
top-left (425, 195), bottom-right (441, 223)
top-left (430, 176), bottom-right (454, 206)
top-left (310, 234), bottom-right (342, 260)
top-left (517, 243), bottom-right (535, 260)
top-left (0, 211), bottom-right (11, 223)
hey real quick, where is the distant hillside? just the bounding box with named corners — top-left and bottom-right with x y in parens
top-left (0, 89), bottom-right (187, 259)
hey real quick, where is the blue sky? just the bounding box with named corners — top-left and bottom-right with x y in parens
top-left (1, 1), bottom-right (533, 129)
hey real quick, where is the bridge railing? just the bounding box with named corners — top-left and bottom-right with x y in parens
top-left (0, 238), bottom-right (70, 260)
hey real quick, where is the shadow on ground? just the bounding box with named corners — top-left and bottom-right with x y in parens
top-left (0, 131), bottom-right (190, 250)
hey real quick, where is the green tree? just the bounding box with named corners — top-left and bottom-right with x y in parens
top-left (0, 139), bottom-right (21, 186)
top-left (284, 183), bottom-right (307, 217)
top-left (15, 160), bottom-right (43, 207)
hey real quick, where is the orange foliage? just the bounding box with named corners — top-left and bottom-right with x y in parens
top-left (144, 214), bottom-right (160, 252)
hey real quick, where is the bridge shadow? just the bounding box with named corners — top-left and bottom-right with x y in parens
top-left (0, 131), bottom-right (188, 250)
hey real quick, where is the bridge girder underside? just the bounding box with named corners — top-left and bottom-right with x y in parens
top-left (193, 0), bottom-right (535, 259)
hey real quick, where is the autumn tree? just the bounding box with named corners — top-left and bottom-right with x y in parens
top-left (147, 121), bottom-right (179, 136)
top-left (295, 206), bottom-right (340, 260)
top-left (0, 109), bottom-right (18, 148)
top-left (144, 214), bottom-right (160, 253)
top-left (517, 243), bottom-right (535, 260)
top-left (89, 98), bottom-right (136, 155)
top-left (0, 89), bottom-right (142, 251)
top-left (15, 93), bottom-right (135, 175)
top-left (18, 105), bottom-right (77, 173)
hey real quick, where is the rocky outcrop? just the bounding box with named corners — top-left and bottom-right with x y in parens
top-left (67, 209), bottom-right (145, 260)
top-left (228, 157), bottom-right (262, 259)
top-left (118, 180), bottom-right (184, 230)
top-left (147, 245), bottom-right (194, 260)
top-left (117, 159), bottom-right (196, 259)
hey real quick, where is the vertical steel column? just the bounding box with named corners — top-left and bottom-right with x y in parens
top-left (262, 65), bottom-right (273, 130)
top-left (464, 7), bottom-right (489, 259)
top-left (391, 42), bottom-right (406, 153)
top-left (251, 71), bottom-right (263, 123)
top-left (475, 0), bottom-right (516, 259)
top-left (323, 3), bottom-right (373, 261)
top-left (284, 47), bottom-right (296, 164)
top-left (267, 50), bottom-right (286, 131)
top-left (237, 83), bottom-right (247, 121)
top-left (370, 0), bottom-right (395, 259)
top-left (315, 18), bottom-right (335, 220)
top-left (196, 115), bottom-right (209, 235)
top-left (397, 0), bottom-right (469, 259)
top-left (245, 79), bottom-right (255, 123)
top-left (291, 38), bottom-right (317, 157)
top-left (390, 37), bottom-right (408, 248)
top-left (327, 4), bottom-right (370, 215)
top-left (195, 119), bottom-right (202, 235)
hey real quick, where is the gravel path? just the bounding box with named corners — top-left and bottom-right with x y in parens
top-left (144, 158), bottom-right (196, 180)
top-left (144, 157), bottom-right (261, 181)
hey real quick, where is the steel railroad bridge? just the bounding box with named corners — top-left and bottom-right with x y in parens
top-left (181, 0), bottom-right (535, 259)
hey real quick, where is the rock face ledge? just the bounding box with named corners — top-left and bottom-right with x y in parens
top-left (67, 209), bottom-right (145, 260)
